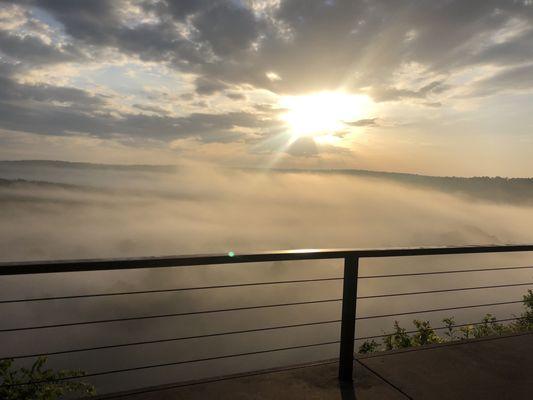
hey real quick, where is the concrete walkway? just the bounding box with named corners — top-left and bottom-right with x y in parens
top-left (95, 332), bottom-right (533, 400)
top-left (359, 331), bottom-right (533, 399)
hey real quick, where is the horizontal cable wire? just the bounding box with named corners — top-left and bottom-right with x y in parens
top-left (2, 319), bottom-right (342, 360)
top-left (3, 315), bottom-right (524, 360)
top-left (359, 265), bottom-right (533, 279)
top-left (2, 340), bottom-right (341, 387)
top-left (0, 298), bottom-right (342, 333)
top-left (357, 282), bottom-right (533, 300)
top-left (0, 277), bottom-right (343, 304)
top-left (355, 317), bottom-right (520, 341)
top-left (356, 299), bottom-right (523, 321)
top-left (4, 316), bottom-right (528, 386)
top-left (0, 298), bottom-right (524, 333)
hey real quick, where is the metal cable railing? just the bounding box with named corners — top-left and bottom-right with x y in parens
top-left (2, 340), bottom-right (343, 388)
top-left (5, 319), bottom-right (343, 360)
top-left (0, 276), bottom-right (344, 304)
top-left (0, 298), bottom-right (343, 333)
top-left (0, 244), bottom-right (532, 389)
top-left (356, 317), bottom-right (520, 342)
top-left (356, 300), bottom-right (524, 321)
top-left (357, 282), bottom-right (533, 299)
top-left (0, 299), bottom-right (526, 357)
top-left (358, 264), bottom-right (533, 279)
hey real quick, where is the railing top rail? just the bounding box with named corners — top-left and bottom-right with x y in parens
top-left (1, 244), bottom-right (533, 275)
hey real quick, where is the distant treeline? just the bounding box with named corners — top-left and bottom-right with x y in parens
top-left (1, 161), bottom-right (533, 205)
top-left (0, 160), bottom-right (177, 173)
top-left (274, 168), bottom-right (533, 206)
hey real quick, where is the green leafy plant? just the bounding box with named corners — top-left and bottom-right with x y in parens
top-left (0, 356), bottom-right (95, 400)
top-left (357, 289), bottom-right (533, 355)
top-left (442, 317), bottom-right (456, 341)
top-left (514, 289), bottom-right (533, 330)
top-left (358, 339), bottom-right (379, 354)
top-left (459, 324), bottom-right (475, 340)
top-left (384, 321), bottom-right (413, 350)
top-left (471, 314), bottom-right (504, 338)
top-left (411, 319), bottom-right (442, 346)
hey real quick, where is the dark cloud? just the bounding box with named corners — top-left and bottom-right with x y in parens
top-left (465, 29), bottom-right (533, 68)
top-left (32, 0), bottom-right (118, 43)
top-left (6, 0), bottom-right (532, 98)
top-left (191, 1), bottom-right (261, 57)
top-left (142, 0), bottom-right (208, 21)
top-left (194, 76), bottom-right (228, 95)
top-left (0, 75), bottom-right (103, 107)
top-left (466, 63), bottom-right (533, 97)
top-left (225, 92), bottom-right (246, 101)
top-left (0, 30), bottom-right (81, 64)
top-left (0, 75), bottom-right (281, 142)
top-left (9, 0), bottom-right (207, 70)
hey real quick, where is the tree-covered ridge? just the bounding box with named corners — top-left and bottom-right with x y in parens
top-left (276, 168), bottom-right (533, 206)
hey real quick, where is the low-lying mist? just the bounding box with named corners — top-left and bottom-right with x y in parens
top-left (1, 161), bottom-right (532, 261)
top-left (0, 161), bottom-right (532, 394)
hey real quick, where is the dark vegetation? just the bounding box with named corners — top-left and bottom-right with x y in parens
top-left (0, 357), bottom-right (95, 400)
top-left (358, 289), bottom-right (533, 354)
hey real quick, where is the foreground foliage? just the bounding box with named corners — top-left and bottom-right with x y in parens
top-left (0, 356), bottom-right (95, 400)
top-left (358, 289), bottom-right (533, 354)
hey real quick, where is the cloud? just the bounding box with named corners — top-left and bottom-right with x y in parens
top-left (194, 76), bottom-right (228, 96)
top-left (11, 0), bottom-right (530, 98)
top-left (132, 103), bottom-right (170, 115)
top-left (191, 1), bottom-right (261, 57)
top-left (0, 74), bottom-right (282, 142)
top-left (344, 118), bottom-right (379, 127)
top-left (225, 92), bottom-right (246, 101)
top-left (0, 75), bottom-right (103, 106)
top-left (465, 63), bottom-right (533, 97)
top-left (370, 81), bottom-right (450, 102)
top-left (1, 0), bottom-right (533, 161)
top-left (0, 29), bottom-right (81, 65)
top-left (286, 136), bottom-right (318, 157)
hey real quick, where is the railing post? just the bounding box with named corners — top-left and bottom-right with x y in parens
top-left (338, 255), bottom-right (358, 382)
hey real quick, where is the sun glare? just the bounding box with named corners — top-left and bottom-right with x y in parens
top-left (279, 92), bottom-right (372, 141)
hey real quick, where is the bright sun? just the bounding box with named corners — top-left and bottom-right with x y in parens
top-left (279, 92), bottom-right (372, 141)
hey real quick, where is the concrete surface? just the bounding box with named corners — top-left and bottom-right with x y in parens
top-left (93, 361), bottom-right (407, 400)
top-left (94, 332), bottom-right (532, 400)
top-left (359, 331), bottom-right (533, 400)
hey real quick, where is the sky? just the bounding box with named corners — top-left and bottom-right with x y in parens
top-left (0, 0), bottom-right (532, 176)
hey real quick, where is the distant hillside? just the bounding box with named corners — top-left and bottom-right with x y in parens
top-left (272, 168), bottom-right (533, 206)
top-left (0, 160), bottom-right (177, 173)
top-left (1, 160), bottom-right (533, 206)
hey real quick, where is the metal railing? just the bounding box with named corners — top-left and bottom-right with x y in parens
top-left (1, 244), bottom-right (533, 391)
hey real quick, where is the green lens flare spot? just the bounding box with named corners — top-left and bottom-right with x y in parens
top-left (228, 251), bottom-right (235, 257)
